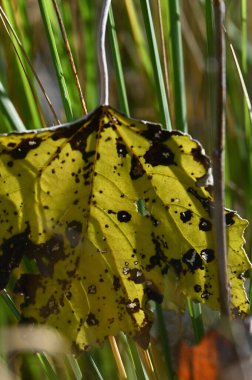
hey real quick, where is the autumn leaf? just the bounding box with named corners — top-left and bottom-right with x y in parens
top-left (177, 326), bottom-right (250, 380)
top-left (0, 106), bottom-right (250, 352)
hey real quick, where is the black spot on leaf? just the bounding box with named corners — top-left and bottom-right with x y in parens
top-left (180, 210), bottom-right (193, 223)
top-left (225, 212), bottom-right (235, 227)
top-left (194, 284), bottom-right (202, 293)
top-left (182, 249), bottom-right (203, 272)
top-left (201, 289), bottom-right (213, 300)
top-left (117, 211), bottom-right (132, 222)
top-left (86, 313), bottom-right (99, 326)
top-left (200, 249), bottom-right (215, 263)
top-left (199, 218), bottom-right (212, 231)
top-left (116, 141), bottom-right (128, 157)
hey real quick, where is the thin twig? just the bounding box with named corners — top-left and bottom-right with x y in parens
top-left (108, 336), bottom-right (127, 380)
top-left (225, 27), bottom-right (252, 127)
top-left (212, 0), bottom-right (230, 317)
top-left (51, 0), bottom-right (88, 115)
top-left (0, 6), bottom-right (60, 125)
top-left (98, 0), bottom-right (111, 105)
top-left (137, 348), bottom-right (156, 380)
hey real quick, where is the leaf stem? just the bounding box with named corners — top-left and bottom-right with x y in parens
top-left (98, 0), bottom-right (111, 105)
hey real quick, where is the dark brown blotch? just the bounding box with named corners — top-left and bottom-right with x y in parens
top-left (191, 146), bottom-right (210, 171)
top-left (182, 249), bottom-right (204, 272)
top-left (130, 155), bottom-right (145, 180)
top-left (126, 298), bottom-right (140, 314)
top-left (86, 312), bottom-right (99, 326)
top-left (144, 143), bottom-right (176, 167)
top-left (144, 282), bottom-right (163, 303)
top-left (6, 137), bottom-right (42, 159)
top-left (113, 275), bottom-right (121, 291)
top-left (88, 285), bottom-right (96, 294)
top-left (140, 124), bottom-right (170, 143)
top-left (65, 220), bottom-right (82, 248)
top-left (39, 295), bottom-right (60, 318)
top-left (169, 258), bottom-right (182, 277)
top-left (128, 268), bottom-right (145, 284)
top-left (187, 187), bottom-right (214, 215)
top-left (0, 225), bottom-right (31, 289)
top-left (14, 273), bottom-right (43, 306)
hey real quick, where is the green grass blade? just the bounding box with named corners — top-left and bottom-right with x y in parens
top-left (125, 337), bottom-right (147, 380)
top-left (36, 354), bottom-right (58, 380)
top-left (140, 0), bottom-right (172, 131)
top-left (1, 290), bottom-right (21, 321)
top-left (38, 0), bottom-right (73, 121)
top-left (155, 303), bottom-right (174, 380)
top-left (16, 0), bottom-right (32, 56)
top-left (1, 0), bottom-right (43, 130)
top-left (108, 7), bottom-right (129, 116)
top-left (66, 355), bottom-right (83, 380)
top-left (124, 0), bottom-right (153, 80)
top-left (79, 0), bottom-right (99, 110)
top-left (168, 0), bottom-right (187, 132)
top-left (186, 298), bottom-right (204, 344)
top-left (86, 353), bottom-right (104, 380)
top-left (0, 290), bottom-right (69, 379)
top-left (0, 81), bottom-right (26, 132)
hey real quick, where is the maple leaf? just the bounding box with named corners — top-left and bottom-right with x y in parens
top-left (0, 106), bottom-right (250, 352)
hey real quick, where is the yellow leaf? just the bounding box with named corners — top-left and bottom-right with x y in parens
top-left (0, 106), bottom-right (250, 352)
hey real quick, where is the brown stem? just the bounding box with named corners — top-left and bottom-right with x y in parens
top-left (212, 0), bottom-right (230, 317)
